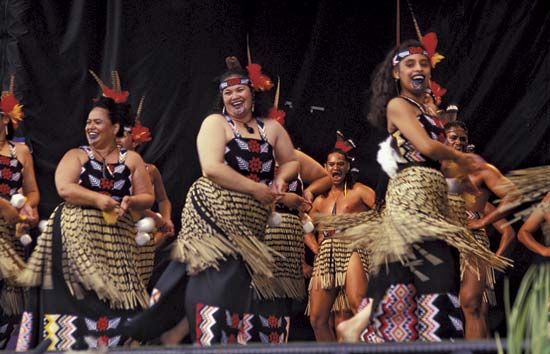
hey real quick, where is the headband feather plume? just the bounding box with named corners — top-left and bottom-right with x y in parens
top-left (334, 131), bottom-right (356, 153)
top-left (246, 35), bottom-right (273, 91)
top-left (1, 75), bottom-right (24, 129)
top-left (89, 70), bottom-right (129, 103)
top-left (131, 96), bottom-right (152, 144)
top-left (267, 76), bottom-right (286, 125)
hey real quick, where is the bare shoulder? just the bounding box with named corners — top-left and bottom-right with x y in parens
top-left (352, 181), bottom-right (374, 193)
top-left (202, 113), bottom-right (226, 125)
top-left (13, 142), bottom-right (31, 157)
top-left (124, 150), bottom-right (145, 167)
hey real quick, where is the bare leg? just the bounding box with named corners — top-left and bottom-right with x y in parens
top-left (344, 252), bottom-right (369, 314)
top-left (460, 268), bottom-right (488, 339)
top-left (336, 298), bottom-right (374, 342)
top-left (159, 317), bottom-right (190, 345)
top-left (309, 277), bottom-right (340, 342)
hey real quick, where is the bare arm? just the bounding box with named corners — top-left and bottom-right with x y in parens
top-left (304, 197), bottom-right (321, 254)
top-left (17, 144), bottom-right (40, 208)
top-left (295, 150), bottom-right (331, 202)
top-left (358, 183), bottom-right (376, 209)
top-left (149, 164), bottom-right (172, 220)
top-left (484, 202), bottom-right (515, 256)
top-left (472, 165), bottom-right (519, 227)
top-left (266, 120), bottom-right (299, 191)
top-left (121, 151), bottom-right (154, 212)
top-left (388, 98), bottom-right (464, 162)
top-left (517, 206), bottom-right (550, 257)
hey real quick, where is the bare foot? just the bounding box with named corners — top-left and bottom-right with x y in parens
top-left (160, 317), bottom-right (189, 346)
top-left (336, 299), bottom-right (373, 343)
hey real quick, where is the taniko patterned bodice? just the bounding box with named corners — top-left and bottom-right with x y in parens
top-left (0, 142), bottom-right (23, 199)
top-left (223, 115), bottom-right (275, 184)
top-left (78, 145), bottom-right (132, 202)
top-left (391, 96), bottom-right (446, 169)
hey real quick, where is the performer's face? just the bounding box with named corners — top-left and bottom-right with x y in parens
top-left (85, 107), bottom-right (119, 146)
top-left (222, 76), bottom-right (253, 119)
top-left (394, 54), bottom-right (431, 95)
top-left (116, 131), bottom-right (136, 151)
top-left (445, 127), bottom-right (468, 152)
top-left (325, 152), bottom-right (349, 186)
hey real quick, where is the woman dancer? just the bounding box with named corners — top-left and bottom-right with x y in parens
top-left (16, 72), bottom-right (153, 351)
top-left (317, 40), bottom-right (508, 342)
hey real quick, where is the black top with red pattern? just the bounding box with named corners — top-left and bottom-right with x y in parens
top-left (78, 146), bottom-right (132, 202)
top-left (223, 115), bottom-right (275, 184)
top-left (275, 177), bottom-right (303, 215)
top-left (0, 142), bottom-right (23, 199)
top-left (391, 96), bottom-right (446, 170)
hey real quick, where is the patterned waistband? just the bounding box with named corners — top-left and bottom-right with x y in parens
top-left (466, 210), bottom-right (482, 220)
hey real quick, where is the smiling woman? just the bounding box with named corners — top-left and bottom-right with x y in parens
top-left (15, 74), bottom-right (154, 351)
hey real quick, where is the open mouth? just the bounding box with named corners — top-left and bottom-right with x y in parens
top-left (230, 100), bottom-right (245, 114)
top-left (331, 171), bottom-right (343, 178)
top-left (411, 74), bottom-right (426, 90)
top-left (87, 131), bottom-right (99, 141)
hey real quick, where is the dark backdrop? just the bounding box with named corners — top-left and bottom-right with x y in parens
top-left (1, 0), bottom-right (548, 220)
top-left (1, 0), bottom-right (549, 338)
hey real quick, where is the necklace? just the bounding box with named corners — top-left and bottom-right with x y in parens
top-left (231, 117), bottom-right (255, 134)
top-left (91, 145), bottom-right (118, 178)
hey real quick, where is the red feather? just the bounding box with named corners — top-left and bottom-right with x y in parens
top-left (0, 93), bottom-right (18, 113)
top-left (430, 80), bottom-right (447, 98)
top-left (131, 121), bottom-right (152, 144)
top-left (268, 107), bottom-right (286, 125)
top-left (102, 86), bottom-right (129, 103)
top-left (246, 63), bottom-right (273, 91)
top-left (422, 32), bottom-right (438, 59)
top-left (335, 140), bottom-right (353, 153)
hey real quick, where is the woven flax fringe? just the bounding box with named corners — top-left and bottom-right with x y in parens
top-left (306, 237), bottom-right (370, 314)
top-left (172, 177), bottom-right (278, 298)
top-left (17, 204), bottom-right (148, 310)
top-left (316, 167), bottom-right (511, 275)
top-left (253, 213), bottom-right (305, 300)
top-left (0, 219), bottom-right (25, 281)
top-left (448, 194), bottom-right (497, 304)
top-left (0, 218), bottom-right (26, 315)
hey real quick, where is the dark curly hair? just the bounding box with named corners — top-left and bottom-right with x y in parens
top-left (444, 120), bottom-right (468, 133)
top-left (212, 69), bottom-right (272, 118)
top-left (366, 40), bottom-right (427, 129)
top-left (91, 96), bottom-right (133, 137)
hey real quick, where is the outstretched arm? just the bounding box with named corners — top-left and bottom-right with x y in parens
top-left (484, 202), bottom-right (515, 256)
top-left (517, 200), bottom-right (550, 257)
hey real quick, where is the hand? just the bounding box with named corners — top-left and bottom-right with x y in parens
top-left (468, 217), bottom-right (486, 230)
top-left (271, 178), bottom-right (288, 195)
top-left (281, 193), bottom-right (312, 211)
top-left (251, 183), bottom-right (280, 206)
top-left (96, 194), bottom-right (120, 212)
top-left (20, 204), bottom-right (39, 226)
top-left (1, 204), bottom-right (21, 225)
top-left (302, 262), bottom-right (313, 279)
top-left (120, 196), bottom-right (133, 216)
top-left (159, 217), bottom-right (175, 236)
top-left (303, 189), bottom-right (315, 204)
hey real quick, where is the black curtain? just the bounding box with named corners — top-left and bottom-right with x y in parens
top-left (1, 0), bottom-right (549, 224)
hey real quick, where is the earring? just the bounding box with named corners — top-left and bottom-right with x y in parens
top-left (222, 106), bottom-right (227, 115)
top-left (251, 103), bottom-right (255, 113)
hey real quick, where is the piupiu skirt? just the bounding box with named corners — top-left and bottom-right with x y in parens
top-left (15, 204), bottom-right (147, 351)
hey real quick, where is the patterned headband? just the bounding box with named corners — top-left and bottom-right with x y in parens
top-left (392, 46), bottom-right (429, 66)
top-left (219, 77), bottom-right (251, 91)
